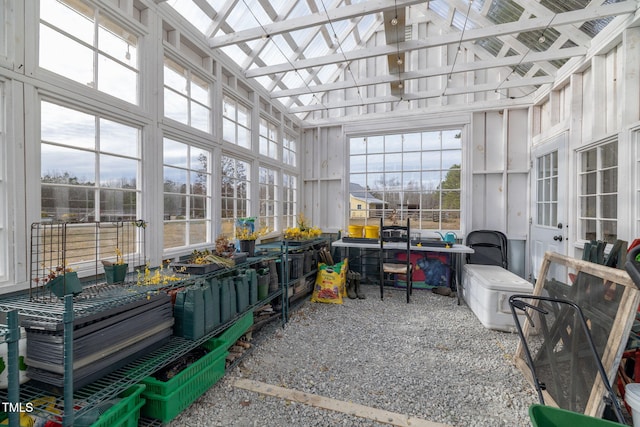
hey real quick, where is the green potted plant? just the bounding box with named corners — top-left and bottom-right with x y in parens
top-left (41, 264), bottom-right (83, 297)
top-left (102, 247), bottom-right (128, 285)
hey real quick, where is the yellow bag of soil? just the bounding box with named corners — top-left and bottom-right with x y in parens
top-left (311, 260), bottom-right (347, 304)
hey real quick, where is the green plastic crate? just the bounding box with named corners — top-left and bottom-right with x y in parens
top-left (141, 338), bottom-right (227, 395)
top-left (218, 311), bottom-right (253, 348)
top-left (89, 384), bottom-right (146, 427)
top-left (141, 350), bottom-right (228, 423)
top-left (529, 404), bottom-right (625, 427)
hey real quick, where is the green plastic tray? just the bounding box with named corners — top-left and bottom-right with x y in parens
top-left (141, 350), bottom-right (227, 422)
top-left (141, 338), bottom-right (227, 395)
top-left (218, 311), bottom-right (253, 348)
top-left (529, 404), bottom-right (625, 427)
top-left (90, 384), bottom-right (146, 427)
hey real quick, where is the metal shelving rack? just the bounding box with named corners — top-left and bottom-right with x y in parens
top-left (281, 237), bottom-right (330, 321)
top-left (0, 230), bottom-right (286, 426)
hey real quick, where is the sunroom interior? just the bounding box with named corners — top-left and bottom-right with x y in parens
top-left (2, 0), bottom-right (640, 425)
top-left (1, 0), bottom-right (640, 291)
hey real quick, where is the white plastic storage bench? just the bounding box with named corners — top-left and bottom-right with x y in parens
top-left (461, 264), bottom-right (533, 332)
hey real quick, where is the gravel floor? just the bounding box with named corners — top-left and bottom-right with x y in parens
top-left (169, 285), bottom-right (538, 426)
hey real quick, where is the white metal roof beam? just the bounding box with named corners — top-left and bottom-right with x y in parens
top-left (287, 76), bottom-right (550, 113)
top-left (245, 1), bottom-right (636, 78)
top-left (270, 46), bottom-right (585, 98)
top-left (208, 0), bottom-right (426, 47)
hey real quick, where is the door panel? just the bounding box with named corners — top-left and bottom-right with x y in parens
top-left (530, 133), bottom-right (567, 281)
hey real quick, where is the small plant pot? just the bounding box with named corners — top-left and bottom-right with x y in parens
top-left (239, 240), bottom-right (256, 257)
top-left (258, 274), bottom-right (269, 300)
top-left (104, 263), bottom-right (128, 285)
top-left (46, 271), bottom-right (83, 297)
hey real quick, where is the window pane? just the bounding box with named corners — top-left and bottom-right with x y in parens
top-left (164, 139), bottom-right (188, 168)
top-left (42, 145), bottom-right (95, 185)
top-left (100, 155), bottom-right (136, 188)
top-left (40, 26), bottom-right (94, 84)
top-left (164, 167), bottom-right (187, 193)
top-left (97, 54), bottom-right (137, 104)
top-left (42, 102), bottom-right (95, 149)
top-left (100, 118), bottom-right (138, 157)
top-left (164, 89), bottom-right (188, 124)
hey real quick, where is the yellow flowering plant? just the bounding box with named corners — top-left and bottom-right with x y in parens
top-left (284, 213), bottom-right (322, 240)
top-left (136, 261), bottom-right (182, 286)
top-left (235, 225), bottom-right (270, 241)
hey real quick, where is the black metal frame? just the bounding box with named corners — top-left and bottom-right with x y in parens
top-left (379, 217), bottom-right (412, 303)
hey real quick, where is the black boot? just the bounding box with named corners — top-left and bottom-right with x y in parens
top-left (347, 271), bottom-right (357, 299)
top-left (355, 272), bottom-right (366, 299)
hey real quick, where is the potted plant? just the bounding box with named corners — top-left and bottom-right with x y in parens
top-left (102, 248), bottom-right (129, 285)
top-left (171, 237), bottom-right (236, 275)
top-left (40, 264), bottom-right (83, 297)
top-left (284, 213), bottom-right (322, 243)
top-left (235, 219), bottom-right (270, 256)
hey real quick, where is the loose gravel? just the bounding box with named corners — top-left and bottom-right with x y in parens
top-left (170, 285), bottom-right (538, 426)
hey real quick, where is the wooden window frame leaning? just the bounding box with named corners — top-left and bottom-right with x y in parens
top-left (513, 251), bottom-right (640, 418)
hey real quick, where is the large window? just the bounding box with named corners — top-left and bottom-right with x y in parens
top-left (163, 138), bottom-right (211, 250)
top-left (164, 57), bottom-right (211, 133)
top-left (259, 118), bottom-right (279, 159)
top-left (578, 140), bottom-right (618, 243)
top-left (39, 0), bottom-right (139, 104)
top-left (283, 173), bottom-right (297, 229)
top-left (222, 95), bottom-right (251, 149)
top-left (349, 130), bottom-right (462, 230)
top-left (41, 101), bottom-right (140, 222)
top-left (283, 132), bottom-right (297, 167)
top-left (259, 167), bottom-right (278, 231)
top-left (221, 155), bottom-right (250, 237)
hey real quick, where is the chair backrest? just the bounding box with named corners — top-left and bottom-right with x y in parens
top-left (465, 229), bottom-right (508, 268)
top-left (380, 217), bottom-right (411, 258)
top-left (380, 217), bottom-right (410, 243)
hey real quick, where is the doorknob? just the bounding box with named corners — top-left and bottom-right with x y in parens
top-left (553, 235), bottom-right (563, 242)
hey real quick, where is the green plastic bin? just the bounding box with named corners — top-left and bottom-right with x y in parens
top-left (529, 404), bottom-right (625, 427)
top-left (88, 384), bottom-right (146, 427)
top-left (141, 338), bottom-right (227, 395)
top-left (218, 311), bottom-right (253, 348)
top-left (141, 350), bottom-right (227, 422)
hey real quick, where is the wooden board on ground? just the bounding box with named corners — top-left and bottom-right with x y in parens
top-left (233, 378), bottom-right (452, 427)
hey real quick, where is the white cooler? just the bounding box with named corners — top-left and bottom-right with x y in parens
top-left (462, 264), bottom-right (534, 332)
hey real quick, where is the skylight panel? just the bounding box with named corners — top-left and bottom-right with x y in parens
top-left (220, 45), bottom-right (250, 67)
top-left (314, 63), bottom-right (339, 85)
top-left (254, 75), bottom-right (273, 91)
top-left (260, 40), bottom-right (288, 67)
top-left (486, 0), bottom-right (524, 25)
top-left (226, 1), bottom-right (269, 32)
top-left (357, 13), bottom-right (377, 36)
top-left (167, 0), bottom-right (212, 35)
top-left (304, 32), bottom-right (330, 59)
top-left (341, 33), bottom-right (357, 52)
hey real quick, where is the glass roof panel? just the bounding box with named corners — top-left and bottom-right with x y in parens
top-left (486, 0), bottom-right (524, 25)
top-left (476, 37), bottom-right (504, 57)
top-left (220, 45), bottom-right (250, 66)
top-left (304, 32), bottom-right (330, 59)
top-left (167, 0), bottom-right (212, 35)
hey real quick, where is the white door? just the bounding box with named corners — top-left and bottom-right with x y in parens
top-left (530, 133), bottom-right (568, 282)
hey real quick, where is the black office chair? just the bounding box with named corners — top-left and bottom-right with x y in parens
top-left (379, 217), bottom-right (412, 303)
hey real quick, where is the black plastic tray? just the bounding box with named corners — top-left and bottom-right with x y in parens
top-left (342, 237), bottom-right (378, 244)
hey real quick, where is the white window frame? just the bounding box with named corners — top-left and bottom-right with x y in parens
top-left (577, 137), bottom-right (618, 244)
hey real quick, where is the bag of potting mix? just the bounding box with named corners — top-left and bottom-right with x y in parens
top-left (311, 260), bottom-right (347, 304)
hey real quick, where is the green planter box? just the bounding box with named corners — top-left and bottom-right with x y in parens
top-left (104, 263), bottom-right (128, 285)
top-left (141, 350), bottom-right (227, 423)
top-left (218, 311), bottom-right (253, 348)
top-left (140, 338), bottom-right (226, 396)
top-left (85, 384), bottom-right (146, 427)
top-left (529, 404), bottom-right (624, 427)
top-left (46, 271), bottom-right (83, 297)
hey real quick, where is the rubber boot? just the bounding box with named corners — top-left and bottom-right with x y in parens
top-left (355, 272), bottom-right (366, 299)
top-left (347, 271), bottom-right (357, 299)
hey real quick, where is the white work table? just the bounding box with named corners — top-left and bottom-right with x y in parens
top-left (331, 238), bottom-right (474, 304)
